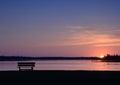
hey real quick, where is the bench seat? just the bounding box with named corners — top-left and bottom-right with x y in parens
top-left (18, 62), bottom-right (35, 71)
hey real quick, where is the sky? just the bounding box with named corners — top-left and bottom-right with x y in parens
top-left (0, 0), bottom-right (120, 57)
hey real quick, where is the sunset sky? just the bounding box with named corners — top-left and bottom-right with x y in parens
top-left (0, 0), bottom-right (120, 57)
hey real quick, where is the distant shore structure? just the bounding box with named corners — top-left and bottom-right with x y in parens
top-left (102, 54), bottom-right (120, 62)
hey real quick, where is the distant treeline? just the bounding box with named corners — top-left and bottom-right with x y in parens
top-left (0, 56), bottom-right (34, 61)
top-left (102, 54), bottom-right (120, 62)
top-left (0, 56), bottom-right (100, 61)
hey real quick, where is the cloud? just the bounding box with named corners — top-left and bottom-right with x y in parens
top-left (93, 42), bottom-right (120, 47)
top-left (60, 25), bottom-right (120, 47)
top-left (34, 25), bottom-right (120, 47)
top-left (65, 26), bottom-right (86, 29)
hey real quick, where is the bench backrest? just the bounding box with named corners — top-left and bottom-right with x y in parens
top-left (18, 62), bottom-right (35, 67)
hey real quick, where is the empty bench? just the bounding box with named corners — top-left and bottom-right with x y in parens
top-left (18, 62), bottom-right (35, 71)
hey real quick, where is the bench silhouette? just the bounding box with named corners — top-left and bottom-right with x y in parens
top-left (18, 62), bottom-right (35, 71)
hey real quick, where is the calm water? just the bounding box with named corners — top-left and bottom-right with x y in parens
top-left (0, 60), bottom-right (120, 71)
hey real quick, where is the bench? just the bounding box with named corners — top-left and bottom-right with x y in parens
top-left (18, 62), bottom-right (35, 71)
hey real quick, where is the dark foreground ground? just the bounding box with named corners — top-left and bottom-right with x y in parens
top-left (0, 70), bottom-right (120, 84)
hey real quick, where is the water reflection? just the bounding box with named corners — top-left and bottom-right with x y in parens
top-left (90, 60), bottom-right (110, 70)
top-left (0, 60), bottom-right (120, 71)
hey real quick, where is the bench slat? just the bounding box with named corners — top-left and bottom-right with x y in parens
top-left (18, 64), bottom-right (35, 66)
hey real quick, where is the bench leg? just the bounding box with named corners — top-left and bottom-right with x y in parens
top-left (31, 67), bottom-right (33, 70)
top-left (19, 67), bottom-right (21, 71)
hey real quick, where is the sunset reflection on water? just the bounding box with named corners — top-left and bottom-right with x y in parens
top-left (0, 60), bottom-right (120, 71)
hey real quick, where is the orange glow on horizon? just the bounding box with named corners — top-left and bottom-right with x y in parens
top-left (99, 55), bottom-right (105, 58)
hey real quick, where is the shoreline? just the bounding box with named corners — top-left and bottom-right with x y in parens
top-left (0, 70), bottom-right (120, 84)
top-left (0, 70), bottom-right (120, 78)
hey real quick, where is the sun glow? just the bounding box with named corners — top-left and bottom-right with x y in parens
top-left (99, 55), bottom-right (104, 58)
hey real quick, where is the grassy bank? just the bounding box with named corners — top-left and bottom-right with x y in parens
top-left (0, 70), bottom-right (120, 84)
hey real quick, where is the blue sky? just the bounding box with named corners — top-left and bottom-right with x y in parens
top-left (0, 0), bottom-right (120, 57)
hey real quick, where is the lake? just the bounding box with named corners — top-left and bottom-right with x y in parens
top-left (0, 60), bottom-right (120, 71)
